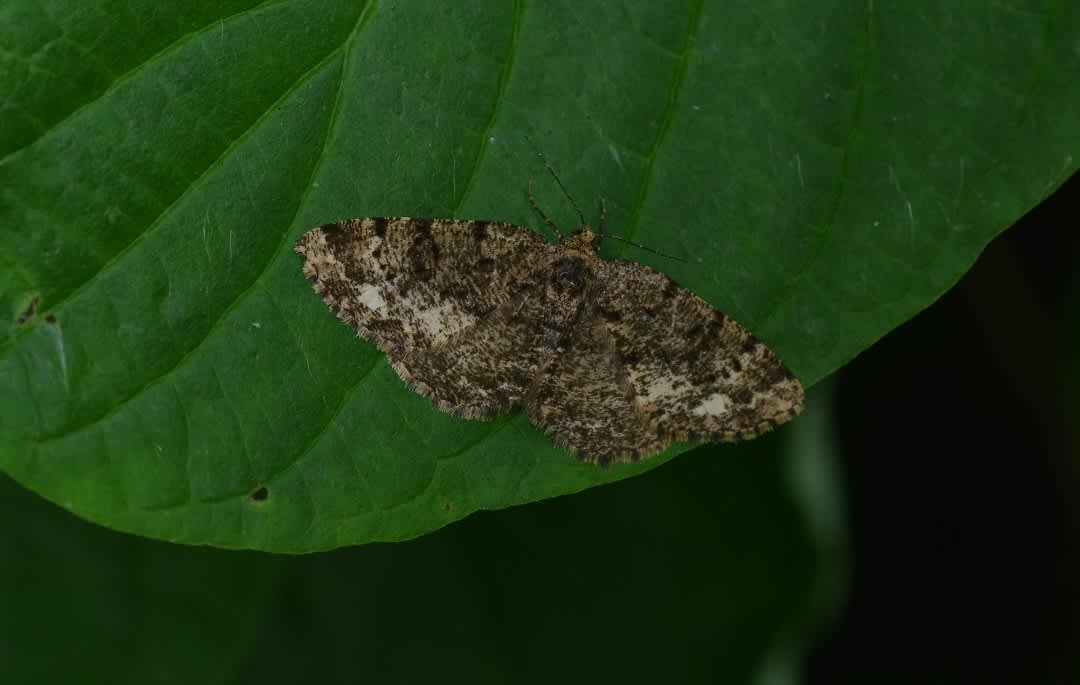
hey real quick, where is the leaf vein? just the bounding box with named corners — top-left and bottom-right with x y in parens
top-left (32, 2), bottom-right (380, 444)
top-left (751, 0), bottom-right (875, 330)
top-left (618, 0), bottom-right (704, 253)
top-left (450, 0), bottom-right (524, 215)
top-left (0, 0), bottom-right (291, 164)
top-left (0, 33), bottom-right (356, 358)
top-left (260, 355), bottom-right (383, 496)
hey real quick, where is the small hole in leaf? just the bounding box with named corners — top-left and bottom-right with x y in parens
top-left (249, 486), bottom-right (269, 502)
top-left (44, 313), bottom-right (56, 324)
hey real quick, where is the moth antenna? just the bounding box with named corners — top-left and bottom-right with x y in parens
top-left (525, 136), bottom-right (587, 226)
top-left (597, 233), bottom-right (688, 263)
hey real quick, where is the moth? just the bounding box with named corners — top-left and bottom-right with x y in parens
top-left (295, 147), bottom-right (803, 465)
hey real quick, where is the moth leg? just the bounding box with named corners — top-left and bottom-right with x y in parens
top-left (596, 196), bottom-right (607, 249)
top-left (528, 180), bottom-right (563, 240)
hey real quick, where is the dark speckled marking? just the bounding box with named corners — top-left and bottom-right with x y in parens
top-left (319, 221), bottom-right (345, 236)
top-left (373, 217), bottom-right (388, 237)
top-left (598, 307), bottom-right (621, 322)
top-left (16, 294), bottom-right (40, 325)
top-left (412, 218), bottom-right (433, 236)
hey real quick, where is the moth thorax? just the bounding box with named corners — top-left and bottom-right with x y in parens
top-left (552, 256), bottom-right (591, 294)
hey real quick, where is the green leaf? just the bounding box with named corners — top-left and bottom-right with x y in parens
top-left (0, 387), bottom-right (841, 683)
top-left (1, 0), bottom-right (1077, 550)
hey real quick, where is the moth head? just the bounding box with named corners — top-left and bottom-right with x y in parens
top-left (563, 225), bottom-right (599, 252)
top-left (571, 224), bottom-right (596, 239)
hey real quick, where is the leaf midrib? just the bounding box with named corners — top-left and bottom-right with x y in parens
top-left (0, 0), bottom-right (290, 164)
top-left (31, 2), bottom-right (378, 443)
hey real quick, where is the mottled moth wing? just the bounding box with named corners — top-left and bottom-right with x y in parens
top-left (295, 218), bottom-right (554, 417)
top-left (394, 278), bottom-right (552, 418)
top-left (526, 259), bottom-right (803, 464)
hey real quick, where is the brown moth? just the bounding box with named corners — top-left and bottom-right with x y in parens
top-left (294, 152), bottom-right (803, 465)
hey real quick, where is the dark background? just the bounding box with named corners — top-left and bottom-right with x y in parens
top-left (806, 172), bottom-right (1080, 683)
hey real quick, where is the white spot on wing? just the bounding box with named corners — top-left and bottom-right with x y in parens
top-left (693, 392), bottom-right (730, 417)
top-left (640, 376), bottom-right (692, 404)
top-left (414, 300), bottom-right (476, 340)
top-left (358, 284), bottom-right (387, 314)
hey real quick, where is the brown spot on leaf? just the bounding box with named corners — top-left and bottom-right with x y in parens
top-left (15, 294), bottom-right (40, 325)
